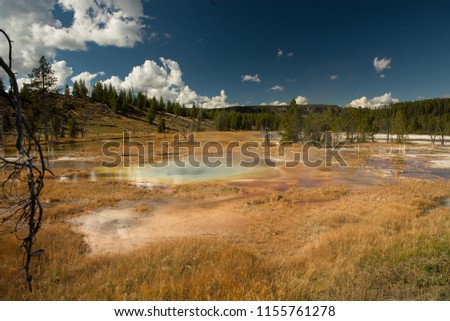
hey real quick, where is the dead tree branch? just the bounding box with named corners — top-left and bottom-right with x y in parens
top-left (0, 29), bottom-right (51, 292)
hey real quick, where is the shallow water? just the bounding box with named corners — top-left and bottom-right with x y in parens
top-left (364, 148), bottom-right (450, 179)
top-left (444, 199), bottom-right (450, 207)
top-left (46, 140), bottom-right (450, 186)
top-left (95, 160), bottom-right (279, 185)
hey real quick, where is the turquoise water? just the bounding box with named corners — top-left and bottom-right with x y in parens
top-left (95, 160), bottom-right (278, 184)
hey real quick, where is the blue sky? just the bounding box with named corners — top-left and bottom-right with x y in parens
top-left (1, 0), bottom-right (450, 107)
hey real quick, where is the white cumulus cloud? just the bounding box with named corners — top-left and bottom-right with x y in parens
top-left (270, 85), bottom-right (284, 91)
top-left (241, 74), bottom-right (261, 83)
top-left (270, 101), bottom-right (288, 106)
top-left (71, 71), bottom-right (105, 89)
top-left (347, 92), bottom-right (399, 108)
top-left (0, 0), bottom-right (146, 73)
top-left (52, 60), bottom-right (73, 88)
top-left (277, 49), bottom-right (293, 58)
top-left (264, 95), bottom-right (308, 106)
top-left (16, 77), bottom-right (32, 91)
top-left (202, 90), bottom-right (230, 109)
top-left (101, 58), bottom-right (233, 109)
top-left (373, 57), bottom-right (392, 73)
top-left (295, 96), bottom-right (308, 105)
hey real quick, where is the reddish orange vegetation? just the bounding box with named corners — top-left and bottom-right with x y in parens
top-left (0, 135), bottom-right (449, 300)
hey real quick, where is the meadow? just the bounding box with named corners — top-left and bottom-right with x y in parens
top-left (0, 132), bottom-right (449, 300)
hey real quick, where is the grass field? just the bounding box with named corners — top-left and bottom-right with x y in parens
top-left (1, 128), bottom-right (449, 300)
top-left (1, 171), bottom-right (449, 300)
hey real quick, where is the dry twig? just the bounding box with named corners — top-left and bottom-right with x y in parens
top-left (0, 29), bottom-right (52, 292)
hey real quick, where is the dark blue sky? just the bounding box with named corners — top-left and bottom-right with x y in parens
top-left (144, 0), bottom-right (450, 105)
top-left (4, 0), bottom-right (450, 107)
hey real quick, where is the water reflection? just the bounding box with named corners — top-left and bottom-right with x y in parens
top-left (95, 160), bottom-right (278, 184)
top-left (44, 140), bottom-right (450, 186)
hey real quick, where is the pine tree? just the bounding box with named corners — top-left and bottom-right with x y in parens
top-left (79, 79), bottom-right (89, 97)
top-left (107, 84), bottom-right (119, 113)
top-left (392, 109), bottom-right (406, 142)
top-left (146, 99), bottom-right (156, 124)
top-left (72, 80), bottom-right (80, 97)
top-left (134, 92), bottom-right (145, 110)
top-left (91, 82), bottom-right (104, 102)
top-left (110, 93), bottom-right (118, 114)
top-left (173, 102), bottom-right (180, 115)
top-left (180, 105), bottom-right (187, 117)
top-left (28, 56), bottom-right (57, 93)
top-left (126, 89), bottom-right (133, 106)
top-left (191, 103), bottom-right (198, 120)
top-left (28, 56), bottom-right (58, 141)
top-left (214, 110), bottom-right (228, 131)
top-left (157, 116), bottom-right (166, 133)
top-left (158, 96), bottom-right (165, 112)
top-left (117, 90), bottom-right (128, 114)
top-left (67, 117), bottom-right (79, 138)
top-left (50, 114), bottom-right (63, 139)
top-left (103, 84), bottom-right (109, 103)
top-left (73, 80), bottom-right (89, 97)
top-left (281, 99), bottom-right (301, 143)
top-left (166, 101), bottom-right (174, 114)
top-left (62, 84), bottom-right (72, 110)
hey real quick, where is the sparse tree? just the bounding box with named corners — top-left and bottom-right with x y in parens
top-left (67, 117), bottom-right (79, 138)
top-left (166, 100), bottom-right (174, 114)
top-left (64, 84), bottom-right (70, 96)
top-left (0, 29), bottom-right (51, 291)
top-left (381, 106), bottom-right (393, 143)
top-left (107, 84), bottom-right (119, 113)
top-left (436, 114), bottom-right (448, 146)
top-left (79, 79), bottom-right (89, 97)
top-left (62, 84), bottom-right (73, 110)
top-left (117, 90), bottom-right (126, 114)
top-left (392, 109), bottom-right (407, 142)
top-left (29, 56), bottom-right (57, 93)
top-left (50, 114), bottom-right (63, 139)
top-left (91, 81), bottom-right (105, 103)
top-left (73, 79), bottom-right (89, 98)
top-left (28, 55), bottom-right (57, 141)
top-left (72, 80), bottom-right (80, 97)
top-left (214, 109), bottom-right (228, 131)
top-left (146, 99), bottom-right (156, 124)
top-left (158, 96), bottom-right (165, 112)
top-left (281, 99), bottom-right (301, 143)
top-left (157, 116), bottom-right (166, 133)
top-left (135, 92), bottom-right (147, 110)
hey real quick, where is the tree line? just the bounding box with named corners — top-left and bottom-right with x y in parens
top-left (87, 80), bottom-right (283, 133)
top-left (280, 98), bottom-right (450, 145)
top-left (3, 56), bottom-right (449, 144)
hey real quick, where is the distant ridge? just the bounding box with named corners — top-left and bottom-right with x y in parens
top-left (217, 104), bottom-right (342, 114)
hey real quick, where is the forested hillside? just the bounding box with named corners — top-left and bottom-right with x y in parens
top-left (2, 74), bottom-right (449, 146)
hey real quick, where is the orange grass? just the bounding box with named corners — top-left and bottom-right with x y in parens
top-left (1, 178), bottom-right (449, 300)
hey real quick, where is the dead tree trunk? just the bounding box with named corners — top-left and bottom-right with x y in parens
top-left (0, 29), bottom-right (51, 292)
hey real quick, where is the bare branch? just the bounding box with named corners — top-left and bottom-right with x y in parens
top-left (0, 29), bottom-right (50, 292)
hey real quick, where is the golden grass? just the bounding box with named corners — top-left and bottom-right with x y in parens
top-left (1, 178), bottom-right (449, 300)
top-left (171, 183), bottom-right (241, 200)
top-left (41, 180), bottom-right (164, 222)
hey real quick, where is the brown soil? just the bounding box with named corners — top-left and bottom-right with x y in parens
top-left (71, 194), bottom-right (251, 255)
